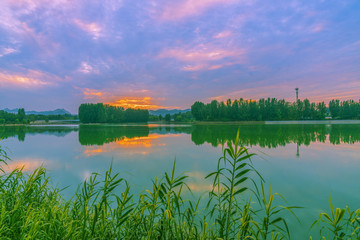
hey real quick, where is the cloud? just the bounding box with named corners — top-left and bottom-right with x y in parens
top-left (0, 0), bottom-right (68, 37)
top-left (182, 62), bottom-right (240, 71)
top-left (76, 87), bottom-right (179, 109)
top-left (107, 97), bottom-right (179, 109)
top-left (182, 64), bottom-right (207, 71)
top-left (0, 47), bottom-right (18, 57)
top-left (74, 19), bottom-right (103, 40)
top-left (158, 0), bottom-right (240, 21)
top-left (77, 62), bottom-right (100, 74)
top-left (158, 44), bottom-right (246, 71)
top-left (0, 69), bottom-right (62, 88)
top-left (0, 5), bottom-right (60, 57)
top-left (213, 30), bottom-right (232, 39)
top-left (158, 45), bottom-right (245, 62)
top-left (310, 23), bottom-right (326, 33)
top-left (82, 88), bottom-right (104, 99)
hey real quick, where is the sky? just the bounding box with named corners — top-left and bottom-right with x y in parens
top-left (0, 0), bottom-right (359, 113)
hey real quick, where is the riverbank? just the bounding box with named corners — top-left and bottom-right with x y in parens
top-left (3, 119), bottom-right (360, 127)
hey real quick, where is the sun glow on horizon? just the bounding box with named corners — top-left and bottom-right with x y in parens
top-left (106, 97), bottom-right (180, 110)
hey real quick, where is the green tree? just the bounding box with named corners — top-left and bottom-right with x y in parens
top-left (164, 114), bottom-right (171, 122)
top-left (17, 108), bottom-right (25, 122)
top-left (191, 101), bottom-right (205, 121)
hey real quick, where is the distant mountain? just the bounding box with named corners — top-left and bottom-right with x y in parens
top-left (149, 109), bottom-right (190, 116)
top-left (3, 108), bottom-right (72, 116)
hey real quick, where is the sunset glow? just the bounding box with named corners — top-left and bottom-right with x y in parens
top-left (107, 97), bottom-right (178, 110)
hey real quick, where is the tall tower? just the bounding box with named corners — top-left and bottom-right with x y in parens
top-left (295, 88), bottom-right (299, 102)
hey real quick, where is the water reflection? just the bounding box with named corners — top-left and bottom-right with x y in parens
top-left (191, 124), bottom-right (360, 147)
top-left (82, 134), bottom-right (181, 157)
top-left (2, 158), bottom-right (46, 173)
top-left (0, 126), bottom-right (78, 142)
top-left (1, 124), bottom-right (359, 148)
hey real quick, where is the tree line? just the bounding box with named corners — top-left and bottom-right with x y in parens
top-left (149, 111), bottom-right (193, 122)
top-left (0, 109), bottom-right (26, 124)
top-left (191, 98), bottom-right (360, 121)
top-left (329, 99), bottom-right (360, 119)
top-left (0, 109), bottom-right (76, 124)
top-left (78, 103), bottom-right (149, 123)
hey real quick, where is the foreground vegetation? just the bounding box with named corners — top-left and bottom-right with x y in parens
top-left (0, 137), bottom-right (359, 239)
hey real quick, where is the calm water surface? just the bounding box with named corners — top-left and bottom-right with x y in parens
top-left (1, 123), bottom-right (360, 238)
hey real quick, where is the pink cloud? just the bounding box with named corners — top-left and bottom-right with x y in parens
top-left (0, 69), bottom-right (62, 88)
top-left (158, 44), bottom-right (246, 71)
top-left (77, 62), bottom-right (100, 74)
top-left (158, 0), bottom-right (239, 21)
top-left (0, 2), bottom-right (61, 57)
top-left (182, 62), bottom-right (240, 71)
top-left (310, 23), bottom-right (325, 33)
top-left (0, 47), bottom-right (18, 57)
top-left (213, 30), bottom-right (232, 39)
top-left (182, 64), bottom-right (207, 71)
top-left (158, 44), bottom-right (246, 62)
top-left (74, 19), bottom-right (103, 40)
top-left (1, 0), bottom-right (69, 35)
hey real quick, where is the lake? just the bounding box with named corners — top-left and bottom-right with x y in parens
top-left (1, 123), bottom-right (360, 238)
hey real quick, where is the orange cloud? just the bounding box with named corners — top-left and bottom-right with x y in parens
top-left (159, 0), bottom-right (239, 21)
top-left (107, 97), bottom-right (178, 110)
top-left (82, 88), bottom-right (104, 99)
top-left (0, 70), bottom-right (59, 88)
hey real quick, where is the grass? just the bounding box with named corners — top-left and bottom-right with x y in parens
top-left (0, 138), bottom-right (359, 239)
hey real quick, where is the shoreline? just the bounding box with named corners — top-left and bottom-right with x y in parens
top-left (1, 119), bottom-right (360, 127)
top-left (193, 120), bottom-right (360, 125)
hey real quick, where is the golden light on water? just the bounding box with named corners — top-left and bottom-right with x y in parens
top-left (83, 148), bottom-right (104, 157)
top-left (82, 134), bottom-right (182, 157)
top-left (3, 159), bottom-right (45, 173)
